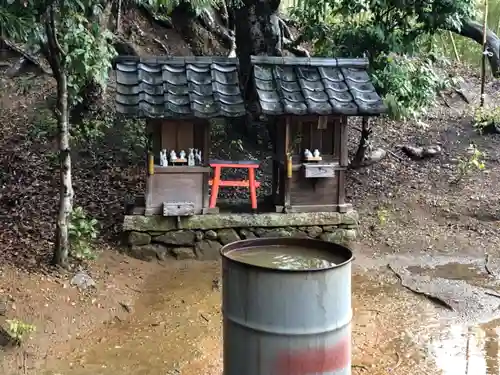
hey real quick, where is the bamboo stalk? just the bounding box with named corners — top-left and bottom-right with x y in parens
top-left (480, 0), bottom-right (489, 108)
top-left (449, 31), bottom-right (460, 62)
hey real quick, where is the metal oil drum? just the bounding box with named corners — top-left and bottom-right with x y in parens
top-left (220, 237), bottom-right (354, 375)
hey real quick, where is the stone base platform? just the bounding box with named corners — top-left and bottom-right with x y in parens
top-left (122, 211), bottom-right (358, 261)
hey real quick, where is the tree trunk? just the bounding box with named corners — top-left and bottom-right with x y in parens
top-left (349, 117), bottom-right (372, 169)
top-left (233, 0), bottom-right (282, 82)
top-left (44, 5), bottom-right (73, 267)
top-left (52, 70), bottom-right (73, 267)
top-left (232, 0), bottom-right (282, 142)
top-left (448, 19), bottom-right (500, 77)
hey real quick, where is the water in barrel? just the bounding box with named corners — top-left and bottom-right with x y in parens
top-left (225, 244), bottom-right (341, 270)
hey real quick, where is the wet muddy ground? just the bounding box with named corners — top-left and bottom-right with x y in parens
top-left (19, 251), bottom-right (500, 375)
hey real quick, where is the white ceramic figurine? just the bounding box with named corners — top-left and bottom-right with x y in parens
top-left (160, 149), bottom-right (168, 166)
top-left (195, 149), bottom-right (202, 165)
top-left (188, 148), bottom-right (195, 166)
top-left (170, 150), bottom-right (177, 161)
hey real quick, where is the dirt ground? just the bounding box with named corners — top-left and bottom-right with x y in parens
top-left (1, 11), bottom-right (500, 375)
top-left (3, 253), bottom-right (500, 375)
top-left (0, 258), bottom-right (433, 375)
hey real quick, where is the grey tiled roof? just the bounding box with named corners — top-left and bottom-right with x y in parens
top-left (251, 56), bottom-right (386, 116)
top-left (115, 57), bottom-right (246, 118)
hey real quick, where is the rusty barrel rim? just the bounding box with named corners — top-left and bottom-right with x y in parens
top-left (220, 237), bottom-right (353, 273)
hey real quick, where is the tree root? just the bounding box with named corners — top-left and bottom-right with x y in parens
top-left (1, 38), bottom-right (52, 77)
top-left (143, 3), bottom-right (309, 58)
top-left (278, 16), bottom-right (310, 57)
top-left (283, 37), bottom-right (310, 57)
top-left (153, 36), bottom-right (169, 53)
top-left (139, 5), bottom-right (173, 29)
top-left (278, 17), bottom-right (293, 40)
top-left (199, 8), bottom-right (235, 50)
top-left (168, 3), bottom-right (228, 55)
top-left (218, 0), bottom-right (230, 29)
top-left (349, 116), bottom-right (372, 169)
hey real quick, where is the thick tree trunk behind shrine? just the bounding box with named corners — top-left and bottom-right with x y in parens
top-left (233, 0), bottom-right (282, 141)
top-left (233, 0), bottom-right (282, 81)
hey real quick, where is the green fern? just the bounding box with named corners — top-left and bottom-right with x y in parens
top-left (0, 6), bottom-right (33, 40)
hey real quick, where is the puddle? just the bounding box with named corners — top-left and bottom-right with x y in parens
top-left (430, 318), bottom-right (500, 375)
top-left (394, 261), bottom-right (500, 375)
top-left (407, 262), bottom-right (491, 287)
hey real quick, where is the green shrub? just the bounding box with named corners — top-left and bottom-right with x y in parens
top-left (473, 106), bottom-right (500, 134)
top-left (69, 206), bottom-right (99, 260)
top-left (453, 144), bottom-right (486, 183)
top-left (371, 54), bottom-right (451, 119)
top-left (5, 319), bottom-right (36, 346)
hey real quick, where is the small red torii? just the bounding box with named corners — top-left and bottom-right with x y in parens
top-left (208, 160), bottom-right (261, 211)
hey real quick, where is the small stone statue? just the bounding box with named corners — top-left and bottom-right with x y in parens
top-left (304, 149), bottom-right (313, 158)
top-left (313, 149), bottom-right (321, 158)
top-left (160, 149), bottom-right (168, 166)
top-left (170, 150), bottom-right (177, 162)
top-left (188, 148), bottom-right (195, 166)
top-left (195, 149), bottom-right (202, 165)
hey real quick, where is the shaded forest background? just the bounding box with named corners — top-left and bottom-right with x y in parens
top-left (0, 0), bottom-right (499, 267)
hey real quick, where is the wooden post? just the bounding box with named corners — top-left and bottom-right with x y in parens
top-left (283, 117), bottom-right (291, 209)
top-left (202, 121), bottom-right (210, 210)
top-left (339, 116), bottom-right (349, 167)
top-left (145, 131), bottom-right (154, 214)
top-left (337, 116), bottom-right (348, 212)
top-left (271, 130), bottom-right (279, 205)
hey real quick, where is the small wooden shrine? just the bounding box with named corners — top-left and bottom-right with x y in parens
top-left (114, 55), bottom-right (386, 217)
top-left (115, 56), bottom-right (245, 216)
top-left (248, 56), bottom-right (386, 213)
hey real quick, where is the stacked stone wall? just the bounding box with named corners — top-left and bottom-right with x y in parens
top-left (123, 211), bottom-right (358, 262)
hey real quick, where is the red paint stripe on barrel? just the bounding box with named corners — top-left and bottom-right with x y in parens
top-left (275, 335), bottom-right (350, 375)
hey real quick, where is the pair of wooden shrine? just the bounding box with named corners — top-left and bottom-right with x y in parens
top-left (142, 114), bottom-right (349, 216)
top-left (115, 56), bottom-right (386, 217)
